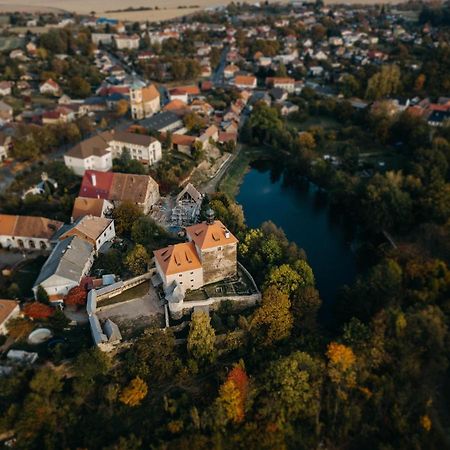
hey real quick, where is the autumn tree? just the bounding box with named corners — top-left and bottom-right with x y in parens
top-left (23, 302), bottom-right (54, 319)
top-left (365, 65), bottom-right (401, 100)
top-left (120, 377), bottom-right (148, 407)
top-left (298, 131), bottom-right (316, 151)
top-left (113, 201), bottom-right (144, 236)
top-left (264, 260), bottom-right (315, 295)
top-left (250, 286), bottom-right (293, 347)
top-left (259, 351), bottom-right (323, 434)
top-left (187, 311), bottom-right (216, 366)
top-left (125, 244), bottom-right (150, 276)
top-left (64, 285), bottom-right (88, 307)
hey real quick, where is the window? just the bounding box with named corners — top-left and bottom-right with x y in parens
top-left (190, 271), bottom-right (194, 275)
top-left (179, 274), bottom-right (182, 277)
top-left (190, 279), bottom-right (194, 282)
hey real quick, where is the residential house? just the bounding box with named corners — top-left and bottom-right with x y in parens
top-left (0, 300), bottom-right (20, 335)
top-left (59, 215), bottom-right (115, 252)
top-left (170, 133), bottom-right (196, 155)
top-left (39, 79), bottom-right (61, 96)
top-left (224, 64), bottom-right (240, 79)
top-left (197, 125), bottom-right (219, 150)
top-left (71, 197), bottom-right (113, 222)
top-left (266, 77), bottom-right (295, 93)
top-left (130, 83), bottom-right (160, 120)
top-left (64, 132), bottom-right (113, 176)
top-left (0, 81), bottom-right (12, 96)
top-left (33, 236), bottom-right (95, 305)
top-left (79, 170), bottom-right (160, 214)
top-left (0, 214), bottom-right (63, 251)
top-left (109, 130), bottom-right (162, 165)
top-left (0, 101), bottom-right (13, 122)
top-left (233, 75), bottom-right (257, 90)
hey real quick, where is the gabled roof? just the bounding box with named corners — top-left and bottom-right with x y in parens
top-left (140, 84), bottom-right (160, 102)
top-left (72, 197), bottom-right (109, 221)
top-left (176, 183), bottom-right (203, 205)
top-left (109, 172), bottom-right (158, 204)
top-left (186, 220), bottom-right (238, 250)
top-left (66, 131), bottom-right (112, 159)
top-left (79, 170), bottom-right (114, 199)
top-left (60, 215), bottom-right (112, 243)
top-left (0, 214), bottom-right (63, 239)
top-left (34, 236), bottom-right (94, 287)
top-left (154, 241), bottom-right (202, 275)
top-left (234, 75), bottom-right (257, 86)
top-left (109, 130), bottom-right (157, 147)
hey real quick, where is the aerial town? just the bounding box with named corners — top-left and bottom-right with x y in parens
top-left (0, 0), bottom-right (450, 448)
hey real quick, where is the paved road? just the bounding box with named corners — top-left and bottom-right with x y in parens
top-left (212, 45), bottom-right (229, 86)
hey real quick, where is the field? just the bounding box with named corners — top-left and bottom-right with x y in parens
top-left (0, 0), bottom-right (411, 22)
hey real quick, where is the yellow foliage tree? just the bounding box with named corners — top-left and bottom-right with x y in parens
top-left (420, 415), bottom-right (432, 432)
top-left (326, 342), bottom-right (357, 400)
top-left (218, 379), bottom-right (243, 424)
top-left (119, 377), bottom-right (148, 407)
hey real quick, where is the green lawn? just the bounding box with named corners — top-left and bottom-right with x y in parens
top-left (98, 281), bottom-right (150, 307)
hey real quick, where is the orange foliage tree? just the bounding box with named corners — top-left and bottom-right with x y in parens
top-left (119, 377), bottom-right (148, 407)
top-left (23, 302), bottom-right (54, 319)
top-left (64, 286), bottom-right (88, 307)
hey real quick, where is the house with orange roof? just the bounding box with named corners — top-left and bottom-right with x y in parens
top-left (71, 197), bottom-right (113, 222)
top-left (0, 214), bottom-right (63, 251)
top-left (224, 64), bottom-right (240, 79)
top-left (163, 99), bottom-right (189, 115)
top-left (130, 83), bottom-right (160, 120)
top-left (154, 241), bottom-right (204, 292)
top-left (233, 75), bottom-right (257, 90)
top-left (266, 77), bottom-right (296, 93)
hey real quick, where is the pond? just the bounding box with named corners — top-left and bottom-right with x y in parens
top-left (236, 161), bottom-right (358, 320)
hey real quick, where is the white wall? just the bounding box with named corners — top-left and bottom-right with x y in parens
top-left (155, 260), bottom-right (204, 292)
top-left (0, 235), bottom-right (51, 251)
top-left (94, 221), bottom-right (116, 251)
top-left (64, 153), bottom-right (112, 176)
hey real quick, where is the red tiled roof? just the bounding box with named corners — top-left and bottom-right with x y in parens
top-left (79, 170), bottom-right (114, 199)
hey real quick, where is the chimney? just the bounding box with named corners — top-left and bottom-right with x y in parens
top-left (206, 207), bottom-right (215, 225)
top-left (225, 230), bottom-right (230, 239)
top-left (91, 172), bottom-right (97, 187)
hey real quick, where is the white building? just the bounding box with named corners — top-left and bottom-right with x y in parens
top-left (64, 132), bottom-right (112, 176)
top-left (33, 236), bottom-right (94, 305)
top-left (109, 131), bottom-right (162, 165)
top-left (59, 215), bottom-right (115, 253)
top-left (130, 83), bottom-right (160, 120)
top-left (0, 214), bottom-right (63, 251)
top-left (114, 34), bottom-right (140, 50)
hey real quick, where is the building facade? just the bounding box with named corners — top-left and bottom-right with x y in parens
top-left (130, 84), bottom-right (160, 120)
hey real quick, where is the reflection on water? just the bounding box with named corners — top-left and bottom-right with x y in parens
top-left (237, 163), bottom-right (358, 321)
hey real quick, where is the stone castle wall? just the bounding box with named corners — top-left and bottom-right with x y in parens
top-left (201, 243), bottom-right (237, 285)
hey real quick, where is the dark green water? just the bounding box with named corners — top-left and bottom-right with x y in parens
top-left (236, 162), bottom-right (358, 316)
